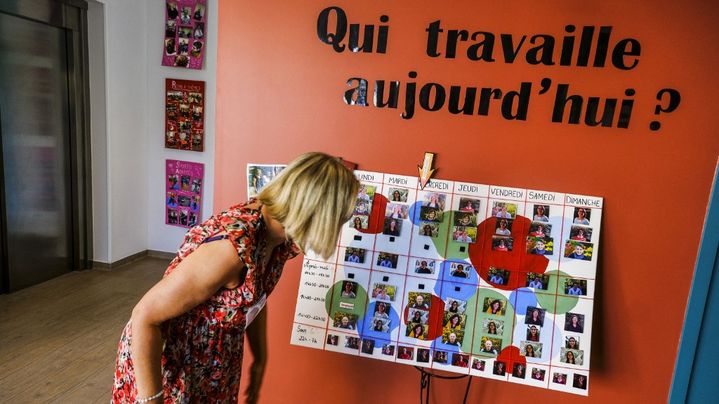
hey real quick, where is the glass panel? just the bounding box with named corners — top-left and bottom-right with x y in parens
top-left (0, 12), bottom-right (72, 291)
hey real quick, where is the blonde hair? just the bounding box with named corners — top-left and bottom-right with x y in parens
top-left (258, 152), bottom-right (359, 259)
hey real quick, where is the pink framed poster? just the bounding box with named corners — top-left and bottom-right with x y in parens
top-left (162, 0), bottom-right (207, 69)
top-left (166, 159), bottom-right (204, 228)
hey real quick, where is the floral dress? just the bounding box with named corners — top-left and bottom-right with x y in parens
top-left (112, 201), bottom-right (299, 403)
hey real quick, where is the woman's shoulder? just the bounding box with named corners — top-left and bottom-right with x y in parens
top-left (211, 200), bottom-right (263, 232)
top-left (224, 199), bottom-right (261, 218)
top-left (176, 200), bottom-right (262, 255)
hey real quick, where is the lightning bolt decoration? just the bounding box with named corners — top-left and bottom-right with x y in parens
top-left (418, 152), bottom-right (437, 190)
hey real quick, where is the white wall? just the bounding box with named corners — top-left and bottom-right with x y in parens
top-left (91, 0), bottom-right (149, 263)
top-left (89, 0), bottom-right (217, 263)
top-left (146, 0), bottom-right (217, 254)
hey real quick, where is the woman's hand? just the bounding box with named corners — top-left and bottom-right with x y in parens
top-left (245, 358), bottom-right (266, 404)
top-left (244, 306), bottom-right (268, 404)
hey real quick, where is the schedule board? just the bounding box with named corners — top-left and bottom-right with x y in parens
top-left (291, 170), bottom-right (601, 395)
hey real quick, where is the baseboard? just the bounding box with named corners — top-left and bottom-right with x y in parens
top-left (147, 250), bottom-right (176, 260)
top-left (92, 249), bottom-right (175, 270)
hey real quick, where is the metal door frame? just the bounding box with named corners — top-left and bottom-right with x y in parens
top-left (0, 110), bottom-right (7, 293)
top-left (0, 0), bottom-right (92, 293)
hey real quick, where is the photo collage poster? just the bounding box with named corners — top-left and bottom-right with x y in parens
top-left (166, 159), bottom-right (204, 228)
top-left (162, 0), bottom-right (207, 69)
top-left (291, 170), bottom-right (601, 396)
top-left (165, 79), bottom-right (205, 151)
top-left (246, 164), bottom-right (287, 199)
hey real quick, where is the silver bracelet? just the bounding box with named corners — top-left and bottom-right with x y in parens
top-left (136, 389), bottom-right (163, 403)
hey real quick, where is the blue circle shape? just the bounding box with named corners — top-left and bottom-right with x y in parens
top-left (510, 288), bottom-right (539, 317)
top-left (409, 201), bottom-right (424, 226)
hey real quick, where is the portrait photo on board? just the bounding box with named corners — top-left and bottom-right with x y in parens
top-left (529, 222), bottom-right (552, 238)
top-left (388, 187), bottom-right (409, 202)
top-left (495, 218), bottom-right (513, 236)
top-left (413, 259), bottom-right (436, 274)
top-left (376, 252), bottom-right (399, 269)
top-left (564, 278), bottom-right (588, 296)
top-left (488, 267), bottom-right (510, 286)
top-left (444, 297), bottom-right (466, 314)
top-left (525, 307), bottom-right (546, 327)
top-left (492, 236), bottom-right (513, 251)
top-left (572, 207), bottom-right (591, 225)
top-left (525, 272), bottom-right (550, 290)
top-left (420, 206), bottom-right (443, 222)
top-left (418, 221), bottom-right (439, 237)
top-left (492, 201), bottom-right (517, 219)
top-left (570, 226), bottom-right (593, 242)
top-left (349, 215), bottom-right (369, 230)
top-left (371, 283), bottom-right (396, 301)
top-left (344, 247), bottom-right (366, 264)
top-left (454, 211), bottom-right (477, 227)
top-left (459, 197), bottom-right (481, 214)
top-left (483, 297), bottom-right (507, 316)
top-left (383, 218), bottom-right (402, 236)
top-left (564, 241), bottom-right (593, 261)
top-left (449, 262), bottom-right (472, 278)
top-left (564, 312), bottom-right (585, 333)
top-left (532, 204), bottom-right (550, 222)
top-left (527, 237), bottom-right (553, 256)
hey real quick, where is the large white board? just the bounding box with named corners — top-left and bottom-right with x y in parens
top-left (291, 170), bottom-right (601, 396)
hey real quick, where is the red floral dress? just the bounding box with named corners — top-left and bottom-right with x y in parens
top-left (112, 201), bottom-right (299, 403)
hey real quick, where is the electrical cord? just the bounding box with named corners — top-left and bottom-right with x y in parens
top-left (415, 366), bottom-right (473, 404)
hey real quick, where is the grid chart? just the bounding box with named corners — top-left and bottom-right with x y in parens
top-left (291, 170), bottom-right (601, 396)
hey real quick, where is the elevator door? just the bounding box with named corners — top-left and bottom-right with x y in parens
top-left (0, 12), bottom-right (73, 291)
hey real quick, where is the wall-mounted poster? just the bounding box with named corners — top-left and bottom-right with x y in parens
top-left (165, 79), bottom-right (205, 151)
top-left (291, 170), bottom-right (602, 397)
top-left (166, 159), bottom-right (204, 228)
top-left (246, 159), bottom-right (354, 199)
top-left (247, 164), bottom-right (286, 199)
top-left (163, 0), bottom-right (207, 69)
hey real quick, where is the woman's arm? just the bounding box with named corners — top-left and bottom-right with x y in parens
top-left (130, 239), bottom-right (243, 399)
top-left (244, 305), bottom-right (268, 404)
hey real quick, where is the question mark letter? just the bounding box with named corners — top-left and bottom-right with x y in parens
top-left (650, 89), bottom-right (681, 131)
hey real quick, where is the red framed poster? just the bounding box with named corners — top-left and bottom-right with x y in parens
top-left (165, 78), bottom-right (205, 151)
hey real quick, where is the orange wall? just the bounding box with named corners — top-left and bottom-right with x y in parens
top-left (215, 1), bottom-right (719, 402)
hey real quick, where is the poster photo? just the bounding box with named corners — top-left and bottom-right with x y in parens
top-left (165, 79), bottom-right (205, 151)
top-left (247, 164), bottom-right (286, 199)
top-left (163, 0), bottom-right (207, 69)
top-left (166, 159), bottom-right (204, 228)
